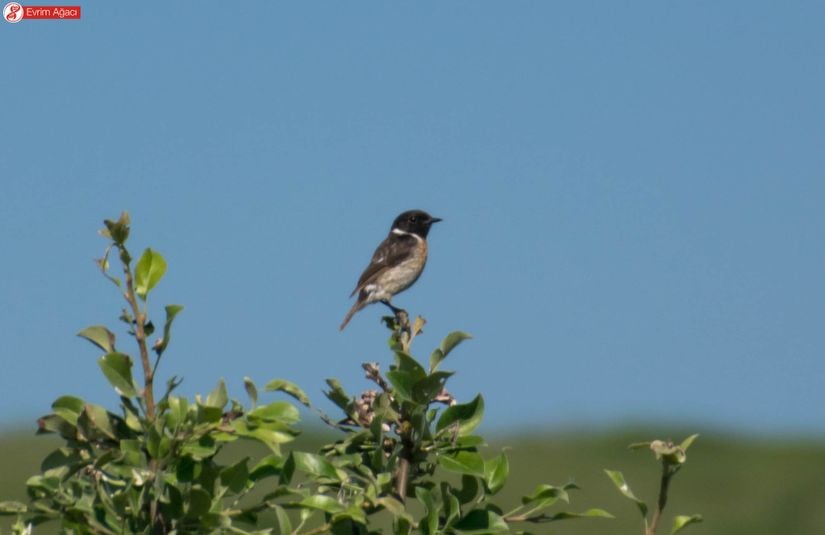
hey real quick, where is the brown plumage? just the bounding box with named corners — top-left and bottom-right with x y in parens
top-left (340, 210), bottom-right (441, 331)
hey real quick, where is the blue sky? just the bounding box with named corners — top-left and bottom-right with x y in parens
top-left (1, 2), bottom-right (824, 437)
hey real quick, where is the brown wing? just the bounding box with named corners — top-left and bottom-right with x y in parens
top-left (350, 233), bottom-right (417, 297)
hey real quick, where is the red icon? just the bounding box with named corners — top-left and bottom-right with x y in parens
top-left (4, 2), bottom-right (23, 23)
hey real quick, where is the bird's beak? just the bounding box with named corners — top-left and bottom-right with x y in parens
top-left (430, 217), bottom-right (443, 224)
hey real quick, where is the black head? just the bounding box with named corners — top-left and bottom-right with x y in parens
top-left (391, 209), bottom-right (442, 238)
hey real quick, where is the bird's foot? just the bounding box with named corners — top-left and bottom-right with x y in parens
top-left (380, 301), bottom-right (411, 341)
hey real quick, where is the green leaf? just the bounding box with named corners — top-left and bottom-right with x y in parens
top-left (413, 371), bottom-right (453, 404)
top-left (334, 504), bottom-right (368, 527)
top-left (454, 474), bottom-right (480, 505)
top-left (453, 435), bottom-right (486, 448)
top-left (298, 495), bottom-right (345, 514)
top-left (250, 454), bottom-right (285, 481)
top-left (196, 405), bottom-right (223, 424)
top-left (436, 394), bottom-right (484, 436)
top-left (146, 425), bottom-right (171, 460)
top-left (220, 457), bottom-right (250, 494)
top-left (119, 439), bottom-right (145, 468)
top-left (376, 496), bottom-right (409, 519)
top-left (135, 248), bottom-right (167, 300)
top-left (544, 508), bottom-right (614, 521)
top-left (265, 379), bottom-right (311, 407)
top-left (234, 421), bottom-right (297, 453)
top-left (51, 396), bottom-right (85, 426)
top-left (273, 504), bottom-right (292, 534)
top-left (286, 452), bottom-right (341, 481)
top-left (243, 377), bottom-right (258, 407)
top-left (438, 451), bottom-right (486, 477)
top-left (77, 325), bottom-right (115, 353)
top-left (521, 483), bottom-right (571, 507)
top-left (605, 469), bottom-right (647, 518)
top-left (386, 370), bottom-right (415, 402)
top-left (394, 351), bottom-right (427, 381)
top-left (393, 515), bottom-right (413, 535)
top-left (484, 453), bottom-right (509, 494)
top-left (182, 436), bottom-right (218, 460)
top-left (248, 401), bottom-right (300, 425)
top-left (415, 487), bottom-right (439, 535)
top-left (26, 474), bottom-right (60, 493)
top-left (443, 486), bottom-right (462, 527)
top-left (324, 378), bottom-right (352, 411)
top-left (452, 510), bottom-right (509, 534)
top-left (98, 352), bottom-right (137, 397)
top-left (0, 501), bottom-right (27, 515)
top-left (680, 434), bottom-right (700, 452)
top-left (430, 331), bottom-right (472, 372)
top-left (672, 514), bottom-right (703, 533)
top-left (155, 304), bottom-right (183, 356)
top-left (185, 487), bottom-right (212, 518)
top-left (102, 212), bottom-right (130, 245)
top-left (80, 404), bottom-right (117, 440)
top-left (41, 447), bottom-right (83, 477)
top-left (205, 379), bottom-right (228, 409)
top-left (37, 414), bottom-right (76, 439)
top-left (166, 395), bottom-right (189, 429)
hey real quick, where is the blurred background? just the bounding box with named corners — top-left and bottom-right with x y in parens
top-left (1, 2), bottom-right (824, 533)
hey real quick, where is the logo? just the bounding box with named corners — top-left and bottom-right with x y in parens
top-left (3, 3), bottom-right (81, 22)
top-left (4, 2), bottom-right (23, 22)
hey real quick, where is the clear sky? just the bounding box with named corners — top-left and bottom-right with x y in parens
top-left (1, 2), bottom-right (823, 437)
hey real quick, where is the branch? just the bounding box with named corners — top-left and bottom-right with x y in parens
top-left (646, 463), bottom-right (674, 535)
top-left (395, 436), bottom-right (413, 504)
top-left (362, 362), bottom-right (390, 392)
top-left (119, 244), bottom-right (155, 420)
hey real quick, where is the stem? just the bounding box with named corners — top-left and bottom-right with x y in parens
top-left (395, 436), bottom-right (413, 503)
top-left (120, 245), bottom-right (155, 421)
top-left (297, 524), bottom-right (331, 535)
top-left (646, 463), bottom-right (673, 535)
top-left (504, 512), bottom-right (553, 523)
top-left (119, 245), bottom-right (163, 532)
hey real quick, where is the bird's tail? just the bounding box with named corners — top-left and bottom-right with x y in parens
top-left (339, 300), bottom-right (366, 331)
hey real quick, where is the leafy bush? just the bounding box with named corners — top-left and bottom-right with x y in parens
top-left (0, 213), bottom-right (701, 534)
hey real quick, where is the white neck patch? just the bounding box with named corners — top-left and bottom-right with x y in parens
top-left (392, 228), bottom-right (423, 241)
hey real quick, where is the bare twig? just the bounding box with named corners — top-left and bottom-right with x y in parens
top-left (395, 435), bottom-right (413, 504)
top-left (646, 463), bottom-right (673, 535)
top-left (117, 245), bottom-right (154, 420)
top-left (362, 362), bottom-right (390, 392)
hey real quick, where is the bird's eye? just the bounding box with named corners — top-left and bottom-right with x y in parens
top-left (409, 216), bottom-right (418, 223)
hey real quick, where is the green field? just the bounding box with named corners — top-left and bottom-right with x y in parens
top-left (2, 426), bottom-right (824, 534)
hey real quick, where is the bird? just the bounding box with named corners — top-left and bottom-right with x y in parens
top-left (340, 209), bottom-right (442, 331)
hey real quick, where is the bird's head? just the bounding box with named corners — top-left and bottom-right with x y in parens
top-left (392, 209), bottom-right (442, 238)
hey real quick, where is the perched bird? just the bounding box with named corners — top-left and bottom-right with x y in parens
top-left (340, 209), bottom-right (442, 331)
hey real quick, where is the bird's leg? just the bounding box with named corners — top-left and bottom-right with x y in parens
top-left (380, 300), bottom-right (403, 315)
top-left (381, 300), bottom-right (410, 338)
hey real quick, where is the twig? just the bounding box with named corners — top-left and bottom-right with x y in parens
top-left (646, 463), bottom-right (673, 535)
top-left (118, 244), bottom-right (155, 420)
top-left (117, 243), bottom-right (163, 533)
top-left (362, 362), bottom-right (391, 392)
top-left (395, 435), bottom-right (413, 504)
